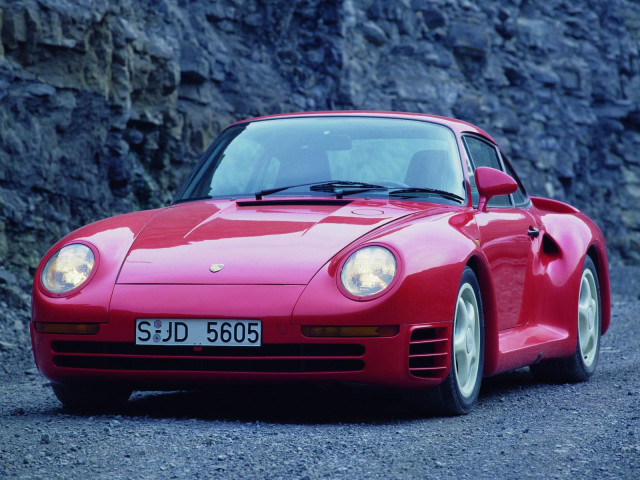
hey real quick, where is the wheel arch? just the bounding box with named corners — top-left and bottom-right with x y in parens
top-left (586, 243), bottom-right (611, 335)
top-left (465, 254), bottom-right (500, 376)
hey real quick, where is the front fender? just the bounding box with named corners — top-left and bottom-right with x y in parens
top-left (292, 211), bottom-right (478, 326)
top-left (32, 209), bottom-right (162, 324)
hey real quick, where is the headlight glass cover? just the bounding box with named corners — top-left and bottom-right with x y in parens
top-left (340, 246), bottom-right (397, 297)
top-left (41, 244), bottom-right (95, 294)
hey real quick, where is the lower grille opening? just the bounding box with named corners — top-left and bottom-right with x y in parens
top-left (51, 342), bottom-right (365, 373)
top-left (54, 356), bottom-right (363, 373)
top-left (52, 341), bottom-right (364, 357)
top-left (408, 326), bottom-right (449, 379)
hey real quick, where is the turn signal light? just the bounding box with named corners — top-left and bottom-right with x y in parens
top-left (302, 325), bottom-right (399, 337)
top-left (34, 322), bottom-right (100, 335)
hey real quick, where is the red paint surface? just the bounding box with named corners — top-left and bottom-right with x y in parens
top-left (31, 112), bottom-right (611, 390)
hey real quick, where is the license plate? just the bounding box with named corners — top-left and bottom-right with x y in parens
top-left (135, 319), bottom-right (262, 347)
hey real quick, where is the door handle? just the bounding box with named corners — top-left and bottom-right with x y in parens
top-left (527, 227), bottom-right (540, 239)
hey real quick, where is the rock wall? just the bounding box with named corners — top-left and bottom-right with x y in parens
top-left (0, 0), bottom-right (639, 317)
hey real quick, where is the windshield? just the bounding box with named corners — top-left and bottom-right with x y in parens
top-left (176, 116), bottom-right (465, 203)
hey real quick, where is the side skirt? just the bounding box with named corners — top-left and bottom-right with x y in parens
top-left (493, 323), bottom-right (572, 373)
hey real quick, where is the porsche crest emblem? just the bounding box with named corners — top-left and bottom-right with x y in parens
top-left (209, 264), bottom-right (224, 273)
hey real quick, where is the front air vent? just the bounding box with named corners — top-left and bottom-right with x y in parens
top-left (51, 342), bottom-right (365, 373)
top-left (408, 326), bottom-right (449, 379)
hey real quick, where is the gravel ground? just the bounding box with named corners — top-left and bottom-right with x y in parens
top-left (1, 267), bottom-right (639, 479)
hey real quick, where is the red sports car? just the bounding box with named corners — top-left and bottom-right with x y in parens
top-left (31, 112), bottom-right (610, 415)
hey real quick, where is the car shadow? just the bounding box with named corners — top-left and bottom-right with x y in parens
top-left (121, 383), bottom-right (409, 424)
top-left (53, 367), bottom-right (551, 423)
top-left (479, 367), bottom-right (543, 399)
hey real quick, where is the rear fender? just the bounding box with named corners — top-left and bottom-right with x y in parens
top-left (536, 211), bottom-right (610, 346)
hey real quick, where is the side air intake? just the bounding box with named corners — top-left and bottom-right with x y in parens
top-left (408, 326), bottom-right (449, 379)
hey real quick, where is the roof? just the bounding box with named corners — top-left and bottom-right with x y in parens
top-left (228, 110), bottom-right (497, 144)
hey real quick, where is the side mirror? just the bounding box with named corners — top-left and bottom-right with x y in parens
top-left (475, 167), bottom-right (518, 212)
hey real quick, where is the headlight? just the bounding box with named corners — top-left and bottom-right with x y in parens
top-left (340, 246), bottom-right (397, 298)
top-left (41, 244), bottom-right (95, 294)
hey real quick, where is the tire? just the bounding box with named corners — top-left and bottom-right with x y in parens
top-left (406, 266), bottom-right (484, 415)
top-left (530, 256), bottom-right (601, 383)
top-left (52, 383), bottom-right (132, 411)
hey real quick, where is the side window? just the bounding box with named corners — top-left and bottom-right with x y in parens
top-left (463, 136), bottom-right (510, 207)
top-left (501, 156), bottom-right (529, 207)
top-left (465, 136), bottom-right (502, 170)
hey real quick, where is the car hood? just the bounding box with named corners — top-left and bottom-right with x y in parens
top-left (116, 199), bottom-right (420, 285)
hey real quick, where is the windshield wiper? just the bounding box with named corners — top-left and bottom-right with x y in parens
top-left (388, 188), bottom-right (465, 203)
top-left (330, 187), bottom-right (387, 199)
top-left (255, 180), bottom-right (386, 200)
top-left (308, 180), bottom-right (386, 191)
top-left (309, 181), bottom-right (387, 199)
top-left (255, 181), bottom-right (330, 200)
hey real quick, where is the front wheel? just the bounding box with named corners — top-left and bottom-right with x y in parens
top-left (531, 256), bottom-right (601, 382)
top-left (406, 266), bottom-right (484, 415)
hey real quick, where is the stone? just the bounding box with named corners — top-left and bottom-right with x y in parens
top-left (531, 67), bottom-right (560, 87)
top-left (449, 21), bottom-right (490, 59)
top-left (2, 8), bottom-right (27, 49)
top-left (0, 0), bottom-right (638, 321)
top-left (418, 8), bottom-right (446, 31)
top-left (0, 266), bottom-right (17, 285)
top-left (599, 119), bottom-right (625, 134)
top-left (362, 21), bottom-right (387, 46)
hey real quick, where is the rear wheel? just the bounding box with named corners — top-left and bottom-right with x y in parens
top-left (406, 267), bottom-right (484, 415)
top-left (52, 383), bottom-right (132, 411)
top-left (531, 256), bottom-right (601, 382)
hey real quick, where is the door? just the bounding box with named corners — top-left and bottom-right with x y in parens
top-left (476, 209), bottom-right (538, 330)
top-left (464, 135), bottom-right (540, 330)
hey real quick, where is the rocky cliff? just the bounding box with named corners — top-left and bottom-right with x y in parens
top-left (0, 0), bottom-right (639, 319)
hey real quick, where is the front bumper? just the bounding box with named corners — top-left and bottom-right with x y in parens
top-left (31, 285), bottom-right (452, 390)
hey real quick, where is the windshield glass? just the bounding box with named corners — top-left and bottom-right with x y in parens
top-left (177, 116), bottom-right (465, 202)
